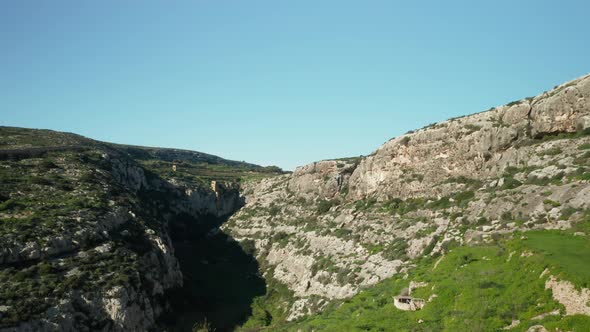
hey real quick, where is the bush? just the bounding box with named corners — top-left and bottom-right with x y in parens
top-left (575, 172), bottom-right (590, 181)
top-left (477, 217), bottom-right (488, 225)
top-left (268, 204), bottom-right (281, 217)
top-left (0, 199), bottom-right (21, 212)
top-left (501, 177), bottom-right (522, 190)
top-left (240, 239), bottom-right (257, 256)
top-left (538, 147), bottom-right (563, 156)
top-left (29, 176), bottom-right (52, 186)
top-left (317, 199), bottom-right (339, 214)
top-left (560, 207), bottom-right (579, 220)
top-left (543, 199), bottom-right (561, 208)
top-left (464, 124), bottom-right (482, 134)
top-left (355, 198), bottom-right (377, 211)
top-left (39, 159), bottom-right (58, 170)
top-left (272, 232), bottom-right (290, 248)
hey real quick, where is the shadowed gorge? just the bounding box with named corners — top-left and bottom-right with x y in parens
top-left (164, 214), bottom-right (266, 332)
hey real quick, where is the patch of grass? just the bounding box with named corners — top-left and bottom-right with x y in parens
top-left (573, 151), bottom-right (590, 166)
top-left (354, 198), bottom-right (377, 211)
top-left (537, 147), bottom-right (563, 157)
top-left (525, 172), bottom-right (564, 186)
top-left (573, 172), bottom-right (590, 181)
top-left (427, 191), bottom-right (475, 210)
top-left (543, 199), bottom-right (561, 208)
top-left (381, 238), bottom-right (409, 261)
top-left (464, 124), bottom-right (482, 134)
top-left (332, 228), bottom-right (353, 239)
top-left (560, 207), bottom-right (579, 220)
top-left (276, 229), bottom-right (590, 331)
top-left (524, 231), bottom-right (590, 288)
top-left (517, 127), bottom-right (590, 147)
top-left (311, 256), bottom-right (339, 277)
top-left (271, 232), bottom-right (291, 248)
top-left (443, 176), bottom-right (483, 189)
top-left (381, 197), bottom-right (427, 215)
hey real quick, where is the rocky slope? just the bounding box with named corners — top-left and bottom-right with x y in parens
top-left (0, 127), bottom-right (280, 331)
top-left (223, 73), bottom-right (590, 324)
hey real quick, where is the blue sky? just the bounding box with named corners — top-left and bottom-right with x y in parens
top-left (1, 1), bottom-right (589, 170)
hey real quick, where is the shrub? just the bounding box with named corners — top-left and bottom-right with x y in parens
top-left (268, 204), bottom-right (281, 217)
top-left (317, 199), bottom-right (338, 214)
top-left (574, 172), bottom-right (590, 181)
top-left (543, 199), bottom-right (561, 208)
top-left (333, 228), bottom-right (353, 239)
top-left (0, 199), bottom-right (21, 212)
top-left (501, 177), bottom-right (522, 190)
top-left (464, 124), bottom-right (482, 134)
top-left (29, 176), bottom-right (52, 185)
top-left (506, 99), bottom-right (522, 107)
top-left (477, 217), bottom-right (488, 225)
top-left (444, 176), bottom-right (482, 188)
top-left (272, 232), bottom-right (290, 248)
top-left (560, 207), bottom-right (579, 220)
top-left (39, 159), bottom-right (58, 170)
top-left (240, 239), bottom-right (257, 257)
top-left (500, 211), bottom-right (513, 221)
top-left (354, 198), bottom-right (376, 211)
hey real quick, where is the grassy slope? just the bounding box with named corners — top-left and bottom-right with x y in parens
top-left (0, 126), bottom-right (284, 188)
top-left (270, 224), bottom-right (590, 332)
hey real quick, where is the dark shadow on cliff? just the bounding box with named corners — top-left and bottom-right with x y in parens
top-left (162, 213), bottom-right (265, 332)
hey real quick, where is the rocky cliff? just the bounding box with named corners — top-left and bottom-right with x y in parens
top-left (0, 129), bottom-right (256, 331)
top-left (223, 73), bottom-right (590, 322)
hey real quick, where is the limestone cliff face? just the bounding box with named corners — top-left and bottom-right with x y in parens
top-left (348, 74), bottom-right (590, 200)
top-left (0, 144), bottom-right (244, 331)
top-left (288, 160), bottom-right (358, 200)
top-left (224, 73), bottom-right (590, 320)
top-left (178, 182), bottom-right (242, 218)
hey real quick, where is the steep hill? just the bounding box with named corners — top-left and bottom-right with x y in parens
top-left (0, 127), bottom-right (282, 331)
top-left (223, 73), bottom-right (590, 331)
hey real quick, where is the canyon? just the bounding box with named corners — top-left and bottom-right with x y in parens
top-left (1, 73), bottom-right (590, 331)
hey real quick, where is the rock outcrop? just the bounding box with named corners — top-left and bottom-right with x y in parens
top-left (349, 74), bottom-right (590, 200)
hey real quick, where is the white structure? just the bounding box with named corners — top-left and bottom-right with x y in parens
top-left (393, 296), bottom-right (425, 311)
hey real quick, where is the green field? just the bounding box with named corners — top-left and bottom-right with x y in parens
top-left (524, 231), bottom-right (590, 288)
top-left (264, 229), bottom-right (590, 332)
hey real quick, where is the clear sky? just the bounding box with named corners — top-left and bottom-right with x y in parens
top-left (1, 1), bottom-right (589, 170)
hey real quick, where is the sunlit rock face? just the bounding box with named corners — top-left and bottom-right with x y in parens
top-left (223, 73), bottom-right (590, 320)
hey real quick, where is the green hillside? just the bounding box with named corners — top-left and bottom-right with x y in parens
top-left (271, 221), bottom-right (590, 332)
